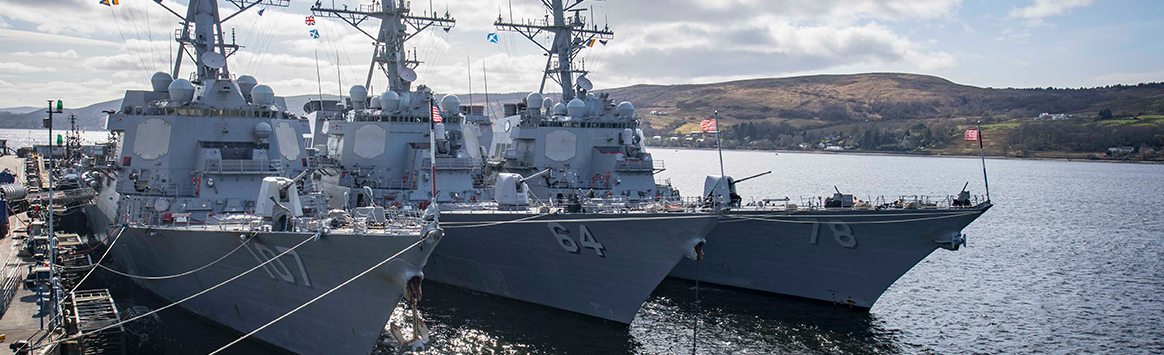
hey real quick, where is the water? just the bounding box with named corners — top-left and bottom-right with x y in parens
top-left (0, 128), bottom-right (111, 149)
top-left (22, 132), bottom-right (1162, 354)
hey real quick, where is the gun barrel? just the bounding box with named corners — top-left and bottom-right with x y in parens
top-left (520, 168), bottom-right (553, 184)
top-left (732, 171), bottom-right (772, 184)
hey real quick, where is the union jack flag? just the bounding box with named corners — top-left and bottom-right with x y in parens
top-left (432, 104), bottom-right (442, 123)
top-left (700, 118), bottom-right (716, 132)
top-left (305, 16), bottom-right (316, 25)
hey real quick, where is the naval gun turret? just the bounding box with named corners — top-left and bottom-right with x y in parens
top-left (703, 171), bottom-right (771, 207)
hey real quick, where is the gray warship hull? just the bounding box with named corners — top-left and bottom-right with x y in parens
top-left (84, 197), bottom-right (434, 355)
top-left (427, 211), bottom-right (717, 323)
top-left (669, 203), bottom-right (990, 308)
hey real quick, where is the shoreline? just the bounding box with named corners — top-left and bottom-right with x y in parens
top-left (649, 146), bottom-right (1164, 165)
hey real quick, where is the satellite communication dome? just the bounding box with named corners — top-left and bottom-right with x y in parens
top-left (440, 94), bottom-right (461, 112)
top-left (349, 85), bottom-right (368, 102)
top-left (552, 102), bottom-right (567, 115)
top-left (566, 98), bottom-right (586, 117)
top-left (617, 101), bottom-right (635, 117)
top-left (399, 91), bottom-right (412, 109)
top-left (369, 94), bottom-right (382, 109)
top-left (526, 93), bottom-right (543, 108)
top-left (150, 72), bottom-right (172, 92)
top-left (542, 97), bottom-right (553, 110)
top-left (251, 85), bottom-right (275, 106)
top-left (237, 75), bottom-right (258, 95)
top-left (381, 91), bottom-right (400, 111)
top-left (253, 121), bottom-right (272, 139)
top-left (168, 79), bottom-right (195, 102)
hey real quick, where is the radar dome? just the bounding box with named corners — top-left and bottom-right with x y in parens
top-left (237, 75), bottom-right (258, 95)
top-left (151, 72), bottom-right (172, 92)
top-left (380, 91), bottom-right (400, 111)
top-left (526, 93), bottom-right (544, 108)
top-left (369, 94), bottom-right (382, 109)
top-left (253, 121), bottom-right (272, 139)
top-left (167, 79), bottom-right (195, 102)
top-left (617, 101), bottom-right (635, 117)
top-left (542, 98), bottom-right (553, 110)
top-left (566, 98), bottom-right (586, 117)
top-left (251, 85), bottom-right (275, 106)
top-left (349, 85), bottom-right (368, 102)
top-left (399, 92), bottom-right (412, 109)
top-left (552, 102), bottom-right (567, 115)
top-left (440, 94), bottom-right (460, 113)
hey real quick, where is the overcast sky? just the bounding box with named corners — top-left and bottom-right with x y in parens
top-left (1, 0), bottom-right (1161, 108)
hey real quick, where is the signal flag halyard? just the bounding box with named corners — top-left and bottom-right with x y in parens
top-left (700, 119), bottom-right (716, 132)
top-left (964, 129), bottom-right (979, 141)
top-left (99, 0), bottom-right (119, 6)
top-left (432, 105), bottom-right (442, 123)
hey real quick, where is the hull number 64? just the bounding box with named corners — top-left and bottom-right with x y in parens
top-left (547, 223), bottom-right (606, 256)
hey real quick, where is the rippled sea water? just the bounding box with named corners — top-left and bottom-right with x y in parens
top-left (40, 138), bottom-right (1162, 354)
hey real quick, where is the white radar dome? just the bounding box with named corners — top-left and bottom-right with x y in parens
top-left (526, 93), bottom-right (544, 108)
top-left (369, 94), bottom-right (382, 109)
top-left (542, 98), bottom-right (553, 110)
top-left (251, 85), bottom-right (275, 106)
top-left (253, 121), bottom-right (272, 139)
top-left (440, 94), bottom-right (461, 113)
top-left (566, 98), bottom-right (587, 117)
top-left (237, 75), bottom-right (258, 96)
top-left (552, 102), bottom-right (567, 115)
top-left (151, 72), bottom-right (172, 92)
top-left (380, 91), bottom-right (400, 111)
top-left (168, 79), bottom-right (195, 102)
top-left (617, 101), bottom-right (635, 117)
top-left (349, 85), bottom-right (368, 102)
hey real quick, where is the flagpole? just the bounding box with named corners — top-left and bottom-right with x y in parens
top-left (430, 100), bottom-right (439, 209)
top-left (977, 120), bottom-right (989, 202)
top-left (715, 110), bottom-right (725, 180)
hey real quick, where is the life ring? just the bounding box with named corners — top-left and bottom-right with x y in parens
top-left (470, 195), bottom-right (477, 203)
top-left (591, 175), bottom-right (598, 182)
top-left (393, 202), bottom-right (403, 209)
top-left (606, 191), bottom-right (613, 198)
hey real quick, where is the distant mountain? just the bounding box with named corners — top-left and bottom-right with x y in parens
top-left (0, 99), bottom-right (121, 130)
top-left (0, 107), bottom-right (39, 114)
top-left (593, 73), bottom-right (1164, 135)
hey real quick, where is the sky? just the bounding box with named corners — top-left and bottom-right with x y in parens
top-left (0, 0), bottom-right (1162, 108)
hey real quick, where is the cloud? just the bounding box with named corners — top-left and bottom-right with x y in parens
top-left (13, 50), bottom-right (79, 59)
top-left (0, 61), bottom-right (56, 73)
top-left (1009, 0), bottom-right (1096, 19)
top-left (1091, 70), bottom-right (1164, 86)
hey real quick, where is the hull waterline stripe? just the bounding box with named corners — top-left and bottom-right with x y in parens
top-left (721, 211), bottom-right (981, 225)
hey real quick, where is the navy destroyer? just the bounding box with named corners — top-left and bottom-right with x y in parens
top-left (669, 156), bottom-right (991, 308)
top-left (81, 1), bottom-right (441, 354)
top-left (307, 0), bottom-right (717, 324)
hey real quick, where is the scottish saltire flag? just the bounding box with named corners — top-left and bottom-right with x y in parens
top-left (487, 33), bottom-right (498, 43)
top-left (964, 129), bottom-right (979, 141)
top-left (700, 119), bottom-right (716, 132)
top-left (432, 104), bottom-right (443, 123)
top-left (309, 29), bottom-right (319, 39)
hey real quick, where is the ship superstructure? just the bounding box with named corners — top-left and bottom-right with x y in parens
top-left (307, 0), bottom-right (717, 324)
top-left (82, 1), bottom-right (440, 354)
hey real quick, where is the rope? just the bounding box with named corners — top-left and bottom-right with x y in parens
top-left (440, 213), bottom-right (713, 228)
top-left (31, 230), bottom-right (322, 352)
top-left (720, 211), bottom-right (980, 225)
top-left (68, 225), bottom-right (125, 294)
top-left (6, 204), bottom-right (29, 229)
top-left (93, 239), bottom-right (249, 280)
top-left (69, 225), bottom-right (120, 255)
top-left (207, 237), bottom-right (426, 355)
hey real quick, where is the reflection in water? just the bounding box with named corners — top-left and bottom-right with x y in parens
top-left (376, 279), bottom-right (901, 355)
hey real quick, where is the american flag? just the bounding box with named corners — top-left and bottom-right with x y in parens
top-left (964, 129), bottom-right (979, 141)
top-left (700, 119), bottom-right (716, 132)
top-left (432, 105), bottom-right (443, 123)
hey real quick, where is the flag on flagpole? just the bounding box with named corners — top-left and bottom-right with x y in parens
top-left (587, 39), bottom-right (595, 47)
top-left (487, 33), bottom-right (499, 43)
top-left (257, 8), bottom-right (265, 16)
top-left (964, 129), bottom-right (979, 141)
top-left (305, 16), bottom-right (316, 25)
top-left (700, 119), bottom-right (716, 132)
top-left (309, 29), bottom-right (319, 39)
top-left (432, 104), bottom-right (443, 123)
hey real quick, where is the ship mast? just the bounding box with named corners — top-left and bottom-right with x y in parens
top-left (494, 0), bottom-right (613, 101)
top-left (311, 0), bottom-right (456, 92)
top-left (155, 0), bottom-right (290, 82)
